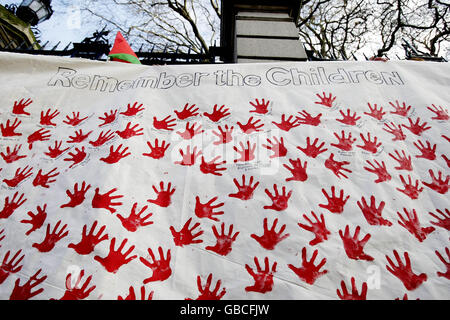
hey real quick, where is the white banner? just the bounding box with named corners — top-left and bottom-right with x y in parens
top-left (0, 52), bottom-right (448, 300)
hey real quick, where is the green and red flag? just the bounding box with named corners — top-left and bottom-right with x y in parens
top-left (108, 31), bottom-right (141, 64)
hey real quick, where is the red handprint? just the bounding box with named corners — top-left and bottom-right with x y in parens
top-left (176, 122), bottom-right (204, 140)
top-left (58, 269), bottom-right (96, 300)
top-left (120, 102), bottom-right (145, 117)
top-left (263, 184), bottom-right (292, 211)
top-left (200, 156), bottom-right (227, 176)
top-left (296, 110), bottom-right (322, 126)
top-left (118, 286), bottom-right (154, 300)
top-left (188, 274), bottom-right (226, 300)
top-left (9, 269), bottom-right (47, 300)
top-left (3, 165), bottom-right (33, 187)
top-left (32, 220), bottom-right (69, 252)
top-left (413, 140), bottom-right (436, 160)
top-left (94, 237), bottom-right (137, 273)
top-left (174, 103), bottom-right (199, 120)
top-left (262, 136), bottom-right (287, 158)
top-left (203, 104), bottom-right (230, 122)
top-left (89, 130), bottom-right (115, 147)
top-left (245, 257), bottom-right (277, 294)
top-left (0, 192), bottom-right (27, 219)
top-left (20, 204), bottom-right (47, 235)
top-left (63, 146), bottom-right (87, 168)
top-left (32, 168), bottom-right (59, 188)
top-left (66, 129), bottom-right (92, 144)
top-left (68, 220), bottom-right (108, 255)
top-left (60, 181), bottom-right (91, 208)
top-left (428, 208), bottom-right (450, 231)
top-left (330, 131), bottom-right (356, 151)
top-left (324, 153), bottom-right (352, 178)
top-left (117, 203), bottom-right (153, 232)
top-left (233, 141), bottom-right (256, 163)
top-left (319, 186), bottom-right (349, 214)
top-left (44, 140), bottom-right (69, 158)
top-left (339, 225), bottom-right (374, 261)
top-left (237, 116), bottom-right (264, 134)
top-left (27, 128), bottom-right (51, 149)
top-left (435, 248), bottom-right (450, 279)
top-left (212, 125), bottom-right (233, 145)
top-left (1, 118), bottom-right (22, 137)
top-left (170, 217), bottom-right (203, 247)
top-left (363, 159), bottom-right (391, 183)
top-left (117, 122), bottom-right (143, 139)
top-left (205, 223), bottom-right (239, 256)
top-left (396, 174), bottom-right (423, 199)
top-left (1, 144), bottom-right (26, 163)
top-left (402, 117), bottom-right (431, 136)
top-left (92, 187), bottom-right (123, 213)
top-left (422, 169), bottom-right (449, 194)
top-left (288, 247), bottom-right (328, 285)
top-left (356, 132), bottom-right (382, 154)
top-left (297, 137), bottom-right (328, 158)
top-left (357, 195), bottom-right (392, 226)
top-left (40, 108), bottom-right (59, 126)
top-left (272, 114), bottom-right (300, 131)
top-left (147, 181), bottom-right (175, 207)
top-left (284, 158), bottom-right (308, 182)
top-left (383, 122), bottom-right (406, 141)
top-left (0, 249), bottom-right (24, 284)
top-left (63, 112), bottom-right (88, 126)
top-left (397, 208), bottom-right (435, 242)
top-left (249, 98), bottom-right (269, 114)
top-left (194, 196), bottom-right (224, 221)
top-left (98, 109), bottom-right (118, 127)
top-left (153, 115), bottom-right (176, 131)
top-left (427, 104), bottom-right (449, 121)
top-left (389, 100), bottom-right (411, 117)
top-left (336, 109), bottom-right (360, 125)
top-left (251, 218), bottom-right (289, 250)
top-left (364, 103), bottom-right (386, 120)
top-left (12, 98), bottom-right (32, 116)
top-left (385, 250), bottom-right (427, 290)
top-left (315, 92), bottom-right (336, 107)
top-left (389, 149), bottom-right (413, 171)
top-left (100, 144), bottom-right (130, 164)
top-left (174, 145), bottom-right (202, 166)
top-left (143, 138), bottom-right (170, 159)
top-left (336, 277), bottom-right (367, 300)
top-left (140, 247), bottom-right (172, 283)
top-left (228, 175), bottom-right (259, 200)
top-left (297, 211), bottom-right (331, 246)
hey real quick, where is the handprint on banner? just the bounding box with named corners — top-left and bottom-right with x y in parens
top-left (383, 122), bottom-right (406, 141)
top-left (174, 103), bottom-right (199, 120)
top-left (251, 218), bottom-right (289, 250)
top-left (233, 141), bottom-right (256, 163)
top-left (319, 186), bottom-right (349, 214)
top-left (228, 175), bottom-right (259, 200)
top-left (12, 98), bottom-right (33, 116)
top-left (364, 103), bottom-right (386, 120)
top-left (143, 138), bottom-right (170, 160)
top-left (249, 98), bottom-right (269, 114)
top-left (330, 131), bottom-right (356, 151)
top-left (121, 102), bottom-right (145, 117)
top-left (200, 156), bottom-right (227, 176)
top-left (0, 249), bottom-right (24, 284)
top-left (60, 181), bottom-right (91, 208)
top-left (385, 250), bottom-right (427, 291)
top-left (118, 286), bottom-right (154, 300)
top-left (32, 168), bottom-right (59, 188)
top-left (170, 217), bottom-right (203, 247)
top-left (363, 159), bottom-right (391, 183)
top-left (427, 104), bottom-right (448, 121)
top-left (92, 187), bottom-right (123, 213)
top-left (68, 220), bottom-right (108, 255)
top-left (212, 125), bottom-right (233, 145)
top-left (397, 208), bottom-right (435, 242)
top-left (245, 257), bottom-right (277, 294)
top-left (324, 153), bottom-right (352, 179)
top-left (117, 203), bottom-right (153, 232)
top-left (3, 166), bottom-right (33, 188)
top-left (203, 104), bottom-right (230, 122)
top-left (0, 192), bottom-right (27, 219)
top-left (297, 211), bottom-right (331, 246)
top-left (39, 109), bottom-right (59, 126)
top-left (194, 196), bottom-right (224, 221)
top-left (339, 225), bottom-right (374, 261)
top-left (315, 92), bottom-right (336, 108)
top-left (153, 116), bottom-right (177, 131)
top-left (336, 109), bottom-right (361, 125)
top-left (140, 246), bottom-right (172, 283)
top-left (66, 129), bottom-right (92, 144)
top-left (288, 247), bottom-right (328, 285)
top-left (1, 118), bottom-right (22, 137)
top-left (336, 277), bottom-right (367, 300)
top-left (435, 248), bottom-right (450, 280)
top-left (188, 274), bottom-right (226, 300)
top-left (116, 122), bottom-right (143, 139)
top-left (283, 158), bottom-right (308, 182)
top-left (9, 269), bottom-right (47, 300)
top-left (428, 208), bottom-right (450, 231)
top-left (297, 137), bottom-right (328, 158)
top-left (58, 269), bottom-right (96, 300)
top-left (32, 220), bottom-right (69, 253)
top-left (100, 144), bottom-right (131, 164)
top-left (27, 128), bottom-right (51, 149)
top-left (98, 109), bottom-right (118, 127)
top-left (262, 136), bottom-right (287, 158)
top-left (174, 145), bottom-right (202, 166)
top-left (272, 114), bottom-right (300, 131)
top-left (94, 237), bottom-right (137, 273)
top-left (0, 144), bottom-right (26, 163)
top-left (63, 112), bottom-right (88, 126)
top-left (396, 174), bottom-right (423, 199)
top-left (263, 184), bottom-right (292, 211)
top-left (413, 140), bottom-right (436, 160)
top-left (389, 150), bottom-right (413, 171)
top-left (176, 122), bottom-right (204, 140)
top-left (357, 196), bottom-right (392, 227)
top-left (389, 100), bottom-right (411, 117)
top-left (237, 116), bottom-right (264, 134)
top-left (205, 223), bottom-right (239, 256)
top-left (63, 146), bottom-right (87, 168)
top-left (45, 141), bottom-right (69, 158)
top-left (402, 117), bottom-right (431, 136)
top-left (147, 181), bottom-right (175, 207)
top-left (296, 110), bottom-right (322, 126)
top-left (20, 204), bottom-right (47, 235)
top-left (422, 169), bottom-right (449, 194)
top-left (356, 133), bottom-right (382, 154)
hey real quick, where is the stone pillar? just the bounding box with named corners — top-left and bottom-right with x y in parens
top-left (220, 0), bottom-right (307, 63)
